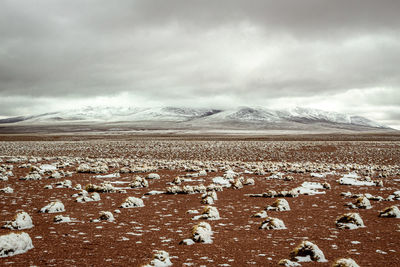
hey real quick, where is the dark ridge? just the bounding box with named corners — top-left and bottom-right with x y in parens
top-left (0, 116), bottom-right (31, 124)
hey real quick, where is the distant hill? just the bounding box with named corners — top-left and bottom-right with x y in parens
top-left (0, 106), bottom-right (393, 134)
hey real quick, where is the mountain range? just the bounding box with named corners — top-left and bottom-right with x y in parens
top-left (0, 106), bottom-right (393, 133)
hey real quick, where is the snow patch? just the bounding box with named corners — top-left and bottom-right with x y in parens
top-left (40, 164), bottom-right (57, 171)
top-left (336, 213), bottom-right (365, 229)
top-left (289, 241), bottom-right (327, 262)
top-left (120, 197), bottom-right (144, 208)
top-left (147, 173), bottom-right (160, 179)
top-left (292, 182), bottom-right (328, 195)
top-left (143, 250), bottom-right (173, 267)
top-left (145, 190), bottom-right (165, 195)
top-left (3, 212), bottom-right (33, 230)
top-left (212, 176), bottom-right (231, 187)
top-left (193, 206), bottom-right (220, 220)
top-left (278, 259), bottom-right (301, 266)
top-left (39, 200), bottom-right (65, 213)
top-left (379, 206), bottom-right (400, 218)
top-left (266, 199), bottom-right (290, 211)
top-left (94, 173), bottom-right (120, 179)
top-left (259, 217), bottom-right (286, 230)
top-left (0, 232), bottom-right (34, 258)
top-left (332, 258), bottom-right (360, 267)
top-left (181, 222), bottom-right (213, 244)
top-left (98, 211), bottom-right (115, 222)
top-left (53, 215), bottom-right (72, 223)
top-left (0, 187), bottom-right (13, 193)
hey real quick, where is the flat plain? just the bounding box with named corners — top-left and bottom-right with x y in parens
top-left (0, 133), bottom-right (399, 266)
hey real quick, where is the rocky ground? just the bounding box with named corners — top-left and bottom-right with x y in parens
top-left (0, 134), bottom-right (399, 266)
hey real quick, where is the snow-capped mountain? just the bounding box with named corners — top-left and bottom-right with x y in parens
top-left (0, 106), bottom-right (392, 133)
top-left (0, 107), bottom-right (220, 123)
top-left (277, 107), bottom-right (385, 128)
top-left (194, 107), bottom-right (388, 129)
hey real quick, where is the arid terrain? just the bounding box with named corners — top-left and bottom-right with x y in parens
top-left (0, 133), bottom-right (399, 266)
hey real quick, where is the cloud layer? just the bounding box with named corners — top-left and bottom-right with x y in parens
top-left (0, 0), bottom-right (399, 128)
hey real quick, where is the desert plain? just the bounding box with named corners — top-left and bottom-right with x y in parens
top-left (0, 133), bottom-right (399, 266)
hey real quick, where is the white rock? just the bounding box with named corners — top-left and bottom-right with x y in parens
top-left (278, 259), bottom-right (301, 266)
top-left (341, 191), bottom-right (352, 197)
top-left (203, 190), bottom-right (217, 200)
top-left (212, 176), bottom-right (231, 187)
top-left (130, 176), bottom-right (149, 188)
top-left (94, 173), bottom-right (120, 179)
top-left (143, 250), bottom-right (173, 267)
top-left (0, 187), bottom-right (13, 193)
top-left (85, 182), bottom-right (116, 193)
top-left (379, 206), bottom-right (400, 218)
top-left (332, 258), bottom-right (360, 267)
top-left (182, 185), bottom-right (195, 194)
top-left (76, 164), bottom-right (91, 173)
top-left (267, 199), bottom-right (290, 211)
top-left (231, 178), bottom-right (243, 189)
top-left (50, 171), bottom-right (62, 179)
top-left (55, 180), bottom-right (72, 188)
top-left (262, 190), bottom-right (277, 198)
top-left (145, 190), bottom-right (165, 195)
top-left (40, 164), bottom-right (57, 172)
top-left (292, 182), bottom-right (327, 195)
top-left (260, 217), bottom-right (286, 230)
top-left (0, 232), bottom-right (34, 258)
top-left (338, 176), bottom-right (375, 186)
top-left (39, 201), bottom-right (65, 213)
top-left (99, 211), bottom-right (115, 222)
top-left (243, 178), bottom-right (255, 185)
top-left (172, 176), bottom-right (182, 185)
top-left (201, 191), bottom-right (217, 204)
top-left (310, 173), bottom-right (326, 178)
top-left (187, 209), bottom-right (199, 214)
top-left (20, 173), bottom-right (41, 180)
top-left (252, 210), bottom-right (268, 218)
top-left (166, 185), bottom-right (181, 194)
top-left (336, 213), bottom-right (365, 229)
top-left (201, 195), bottom-right (214, 205)
top-left (194, 184), bottom-right (207, 193)
top-left (191, 222), bottom-right (213, 244)
top-left (3, 212), bottom-right (33, 230)
top-left (392, 191), bottom-right (400, 199)
top-left (354, 196), bottom-right (372, 209)
top-left (206, 184), bottom-right (223, 192)
top-left (180, 238), bottom-right (195, 245)
top-left (74, 184), bottom-right (82, 190)
top-left (76, 191), bottom-right (101, 203)
top-left (120, 197), bottom-right (144, 208)
top-left (53, 215), bottom-right (72, 223)
top-left (223, 170), bottom-right (237, 179)
top-left (193, 206), bottom-right (220, 220)
top-left (147, 173), bottom-right (160, 179)
top-left (289, 241), bottom-right (327, 262)
top-left (198, 170), bottom-right (207, 176)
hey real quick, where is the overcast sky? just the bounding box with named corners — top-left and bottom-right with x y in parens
top-left (0, 0), bottom-right (399, 128)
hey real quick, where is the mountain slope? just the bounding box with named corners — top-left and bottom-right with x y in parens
top-left (193, 106), bottom-right (388, 129)
top-left (0, 106), bottom-right (392, 133)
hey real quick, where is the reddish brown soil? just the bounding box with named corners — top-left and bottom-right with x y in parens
top-left (0, 135), bottom-right (399, 266)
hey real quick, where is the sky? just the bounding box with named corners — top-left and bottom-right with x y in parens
top-left (0, 0), bottom-right (399, 128)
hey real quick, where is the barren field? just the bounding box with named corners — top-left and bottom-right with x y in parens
top-left (0, 134), bottom-right (399, 266)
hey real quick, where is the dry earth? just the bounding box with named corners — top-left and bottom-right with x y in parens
top-left (0, 134), bottom-right (399, 266)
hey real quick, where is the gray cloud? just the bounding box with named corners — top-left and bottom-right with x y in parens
top-left (0, 0), bottom-right (399, 127)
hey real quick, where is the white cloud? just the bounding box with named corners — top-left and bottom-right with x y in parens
top-left (0, 0), bottom-right (399, 128)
